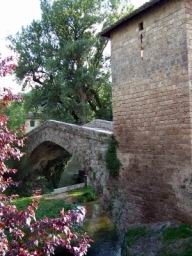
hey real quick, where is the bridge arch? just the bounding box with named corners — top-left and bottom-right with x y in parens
top-left (27, 120), bottom-right (113, 192)
top-left (29, 140), bottom-right (72, 188)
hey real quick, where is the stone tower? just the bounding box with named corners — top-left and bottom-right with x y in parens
top-left (102, 0), bottom-right (192, 230)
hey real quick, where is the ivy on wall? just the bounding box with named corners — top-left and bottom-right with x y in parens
top-left (106, 135), bottom-right (121, 177)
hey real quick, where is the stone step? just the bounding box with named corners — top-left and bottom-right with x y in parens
top-left (52, 183), bottom-right (85, 195)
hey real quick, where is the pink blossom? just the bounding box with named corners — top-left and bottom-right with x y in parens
top-left (0, 57), bottom-right (91, 256)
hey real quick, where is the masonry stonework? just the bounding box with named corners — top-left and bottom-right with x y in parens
top-left (27, 120), bottom-right (112, 193)
top-left (103, 0), bottom-right (192, 230)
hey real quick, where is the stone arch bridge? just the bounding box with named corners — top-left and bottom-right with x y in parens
top-left (27, 120), bottom-right (113, 192)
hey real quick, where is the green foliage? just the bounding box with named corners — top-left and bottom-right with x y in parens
top-left (6, 101), bottom-right (26, 131)
top-left (42, 155), bottom-right (71, 189)
top-left (106, 136), bottom-right (121, 177)
top-left (162, 224), bottom-right (192, 243)
top-left (68, 186), bottom-right (97, 203)
top-left (14, 197), bottom-right (72, 219)
top-left (7, 155), bottom-right (53, 197)
top-left (8, 151), bottom-right (71, 197)
top-left (123, 224), bottom-right (192, 256)
top-left (125, 227), bottom-right (148, 247)
top-left (7, 175), bottom-right (53, 197)
top-left (23, 91), bottom-right (44, 118)
top-left (160, 236), bottom-right (192, 256)
top-left (122, 224), bottom-right (192, 256)
top-left (9, 0), bottom-right (133, 124)
top-left (14, 186), bottom-right (96, 220)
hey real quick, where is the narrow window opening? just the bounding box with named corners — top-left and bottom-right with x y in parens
top-left (140, 47), bottom-right (144, 60)
top-left (140, 34), bottom-right (144, 60)
top-left (139, 22), bottom-right (144, 31)
top-left (140, 34), bottom-right (143, 44)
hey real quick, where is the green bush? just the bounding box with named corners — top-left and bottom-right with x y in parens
top-left (8, 175), bottom-right (53, 197)
top-left (68, 186), bottom-right (97, 203)
top-left (105, 136), bottom-right (121, 177)
top-left (7, 153), bottom-right (71, 196)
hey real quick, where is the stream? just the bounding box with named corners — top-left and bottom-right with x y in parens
top-left (55, 198), bottom-right (121, 256)
top-left (85, 202), bottom-right (121, 256)
top-left (54, 200), bottom-right (121, 256)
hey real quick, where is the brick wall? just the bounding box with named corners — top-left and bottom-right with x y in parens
top-left (110, 0), bottom-right (192, 230)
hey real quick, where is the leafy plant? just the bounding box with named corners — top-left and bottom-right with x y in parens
top-left (6, 101), bottom-right (26, 131)
top-left (106, 136), bottom-right (121, 177)
top-left (68, 186), bottom-right (97, 203)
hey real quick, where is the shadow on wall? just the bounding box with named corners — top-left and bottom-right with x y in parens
top-left (28, 141), bottom-right (86, 193)
top-left (58, 154), bottom-right (83, 188)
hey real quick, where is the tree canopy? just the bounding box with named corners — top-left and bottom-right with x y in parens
top-left (9, 0), bottom-right (133, 124)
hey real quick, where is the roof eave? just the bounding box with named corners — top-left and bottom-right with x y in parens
top-left (100, 0), bottom-right (163, 38)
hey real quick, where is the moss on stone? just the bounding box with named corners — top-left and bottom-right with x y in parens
top-left (122, 224), bottom-right (192, 256)
top-left (162, 224), bottom-right (192, 243)
top-left (125, 226), bottom-right (149, 247)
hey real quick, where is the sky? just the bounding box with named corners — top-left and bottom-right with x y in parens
top-left (0, 0), bottom-right (147, 93)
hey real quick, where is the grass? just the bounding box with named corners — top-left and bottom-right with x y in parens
top-left (14, 186), bottom-right (97, 219)
top-left (68, 186), bottom-right (97, 203)
top-left (126, 226), bottom-right (149, 246)
top-left (14, 197), bottom-right (72, 219)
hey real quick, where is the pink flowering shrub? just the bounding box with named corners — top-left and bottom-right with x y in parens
top-left (0, 58), bottom-right (91, 256)
top-left (0, 57), bottom-right (16, 77)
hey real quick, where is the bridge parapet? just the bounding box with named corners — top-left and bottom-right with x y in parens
top-left (83, 119), bottom-right (113, 131)
top-left (27, 120), bottom-right (112, 143)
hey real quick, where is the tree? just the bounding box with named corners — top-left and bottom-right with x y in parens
top-left (6, 101), bottom-right (26, 131)
top-left (0, 57), bottom-right (91, 255)
top-left (9, 0), bottom-right (133, 124)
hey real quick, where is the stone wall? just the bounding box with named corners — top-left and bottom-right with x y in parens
top-left (109, 0), bottom-right (192, 230)
top-left (27, 120), bottom-right (113, 193)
